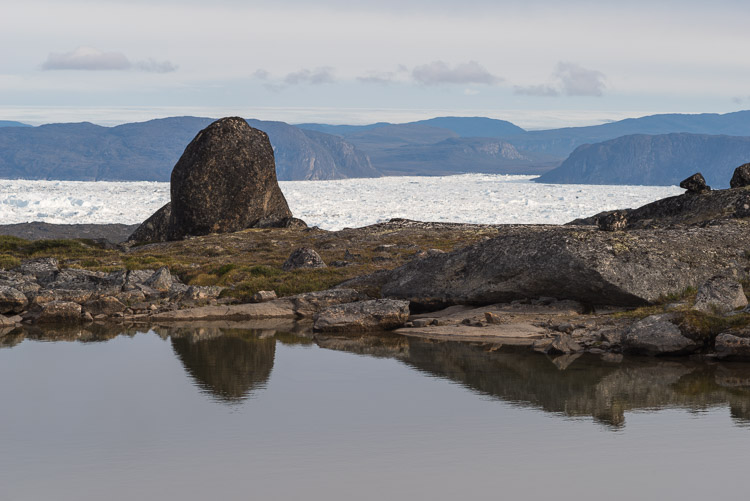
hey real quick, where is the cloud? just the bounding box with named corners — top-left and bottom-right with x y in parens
top-left (41, 47), bottom-right (176, 73)
top-left (134, 58), bottom-right (178, 73)
top-left (411, 60), bottom-right (501, 86)
top-left (553, 62), bottom-right (605, 96)
top-left (42, 47), bottom-right (130, 71)
top-left (513, 84), bottom-right (559, 96)
top-left (514, 62), bottom-right (605, 97)
top-left (284, 67), bottom-right (335, 85)
top-left (253, 69), bottom-right (271, 80)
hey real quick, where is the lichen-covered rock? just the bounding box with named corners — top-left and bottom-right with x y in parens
top-left (282, 247), bottom-right (327, 271)
top-left (313, 299), bottom-right (410, 332)
top-left (145, 267), bottom-right (174, 292)
top-left (715, 331), bottom-right (750, 359)
top-left (679, 172), bottom-right (711, 194)
top-left (184, 285), bottom-right (223, 300)
top-left (252, 290), bottom-right (277, 303)
top-left (693, 276), bottom-right (747, 314)
top-left (130, 117), bottom-right (296, 242)
top-left (597, 211), bottom-right (628, 231)
top-left (621, 314), bottom-right (698, 355)
top-left (0, 286), bottom-right (28, 314)
top-left (730, 163), bottom-right (750, 189)
top-left (380, 222), bottom-right (750, 308)
top-left (36, 301), bottom-right (82, 324)
top-left (84, 296), bottom-right (127, 316)
top-left (16, 257), bottom-right (59, 285)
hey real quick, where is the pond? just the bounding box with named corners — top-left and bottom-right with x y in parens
top-left (1, 324), bottom-right (749, 500)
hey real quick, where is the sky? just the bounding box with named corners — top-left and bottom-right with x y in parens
top-left (2, 0), bottom-right (750, 129)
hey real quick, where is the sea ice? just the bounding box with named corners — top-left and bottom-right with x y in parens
top-left (0, 175), bottom-right (684, 230)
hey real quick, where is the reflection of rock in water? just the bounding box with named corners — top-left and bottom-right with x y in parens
top-left (315, 334), bottom-right (750, 429)
top-left (170, 330), bottom-right (275, 403)
top-left (403, 340), bottom-right (750, 429)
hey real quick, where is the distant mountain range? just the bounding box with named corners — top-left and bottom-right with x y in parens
top-left (537, 133), bottom-right (750, 188)
top-left (1, 111), bottom-right (750, 184)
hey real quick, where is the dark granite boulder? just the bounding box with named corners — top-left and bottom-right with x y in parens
top-left (130, 117), bottom-right (299, 242)
top-left (730, 163), bottom-right (750, 189)
top-left (168, 117), bottom-right (293, 239)
top-left (679, 172), bottom-right (711, 194)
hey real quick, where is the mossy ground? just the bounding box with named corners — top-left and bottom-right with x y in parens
top-left (0, 224), bottom-right (498, 301)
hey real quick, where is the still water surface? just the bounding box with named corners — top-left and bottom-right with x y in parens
top-left (1, 325), bottom-right (749, 500)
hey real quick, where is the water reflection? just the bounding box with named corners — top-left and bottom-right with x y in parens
top-left (170, 328), bottom-right (275, 403)
top-left (317, 334), bottom-right (750, 429)
top-left (4, 324), bottom-right (750, 427)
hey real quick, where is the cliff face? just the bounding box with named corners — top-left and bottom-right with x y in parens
top-left (536, 133), bottom-right (750, 187)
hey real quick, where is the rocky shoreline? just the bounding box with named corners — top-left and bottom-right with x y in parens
top-left (2, 118), bottom-right (750, 362)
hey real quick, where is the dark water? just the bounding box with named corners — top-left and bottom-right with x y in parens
top-left (2, 324), bottom-right (750, 500)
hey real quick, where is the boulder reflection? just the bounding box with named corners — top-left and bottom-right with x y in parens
top-left (317, 334), bottom-right (750, 429)
top-left (170, 328), bottom-right (276, 403)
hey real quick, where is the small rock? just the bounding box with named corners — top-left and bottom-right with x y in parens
top-left (597, 210), bottom-right (628, 231)
top-left (461, 318), bottom-right (473, 325)
top-left (679, 172), bottom-right (711, 194)
top-left (412, 319), bottom-right (430, 328)
top-left (252, 290), bottom-right (278, 303)
top-left (622, 313), bottom-right (698, 355)
top-left (547, 334), bottom-right (584, 355)
top-left (81, 311), bottom-right (94, 323)
top-left (404, 321), bottom-right (414, 328)
top-left (715, 331), bottom-right (750, 359)
top-left (145, 267), bottom-right (174, 292)
top-left (0, 285), bottom-right (28, 314)
top-left (484, 312), bottom-right (503, 324)
top-left (693, 276), bottom-right (748, 314)
top-left (84, 296), bottom-right (127, 316)
top-left (282, 247), bottom-right (327, 271)
top-left (313, 299), bottom-right (410, 332)
top-left (730, 163), bottom-right (750, 189)
top-left (37, 301), bottom-right (82, 324)
top-left (430, 319), bottom-right (440, 326)
top-left (184, 285), bottom-right (223, 300)
top-left (329, 261), bottom-right (351, 267)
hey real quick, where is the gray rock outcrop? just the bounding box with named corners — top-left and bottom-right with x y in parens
top-left (130, 117), bottom-right (299, 242)
top-left (313, 299), bottom-right (410, 332)
top-left (693, 276), bottom-right (747, 314)
top-left (621, 314), bottom-right (699, 355)
top-left (380, 222), bottom-right (750, 308)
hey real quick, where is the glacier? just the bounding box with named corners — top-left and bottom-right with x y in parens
top-left (0, 175), bottom-right (684, 230)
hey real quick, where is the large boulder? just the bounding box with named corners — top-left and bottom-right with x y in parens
top-left (130, 117), bottom-right (298, 242)
top-left (380, 222), bottom-right (750, 308)
top-left (313, 299), bottom-right (410, 332)
top-left (715, 330), bottom-right (750, 360)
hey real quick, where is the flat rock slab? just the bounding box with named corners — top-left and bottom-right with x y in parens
top-left (395, 322), bottom-right (546, 345)
top-left (152, 302), bottom-right (296, 321)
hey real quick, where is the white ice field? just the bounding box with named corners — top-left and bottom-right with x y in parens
top-left (0, 174), bottom-right (684, 230)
